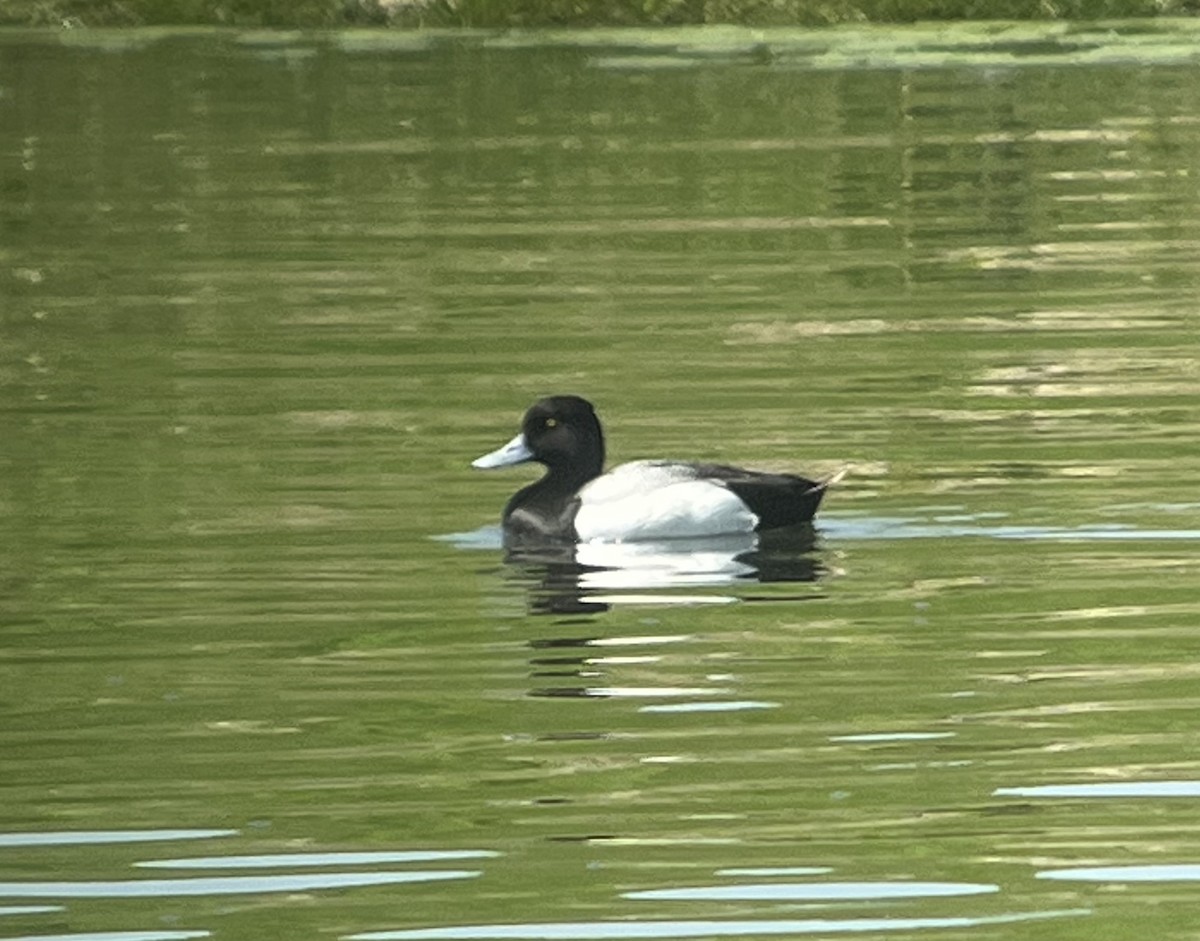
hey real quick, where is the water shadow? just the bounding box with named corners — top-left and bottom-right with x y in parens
top-left (445, 506), bottom-right (1200, 615)
top-left (441, 526), bottom-right (825, 615)
top-left (526, 632), bottom-right (719, 701)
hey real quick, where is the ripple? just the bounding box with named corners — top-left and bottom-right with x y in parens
top-left (0, 870), bottom-right (479, 898)
top-left (994, 781), bottom-right (1200, 798)
top-left (445, 518), bottom-right (1200, 546)
top-left (345, 909), bottom-right (1090, 940)
top-left (434, 527), bottom-right (504, 550)
top-left (622, 881), bottom-right (998, 901)
top-left (136, 851), bottom-right (499, 870)
top-left (824, 517), bottom-right (1200, 542)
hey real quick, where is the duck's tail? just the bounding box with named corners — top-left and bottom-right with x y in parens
top-left (811, 466), bottom-right (849, 492)
top-left (795, 466), bottom-right (848, 520)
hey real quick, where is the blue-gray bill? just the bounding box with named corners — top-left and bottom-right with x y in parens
top-left (472, 433), bottom-right (534, 469)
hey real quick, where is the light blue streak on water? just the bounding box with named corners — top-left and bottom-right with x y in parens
top-left (137, 851), bottom-right (499, 869)
top-left (0, 831), bottom-right (238, 848)
top-left (622, 881), bottom-right (998, 901)
top-left (0, 870), bottom-right (479, 898)
top-left (346, 909), bottom-right (1090, 940)
top-left (995, 781), bottom-right (1200, 798)
top-left (1039, 865), bottom-right (1200, 882)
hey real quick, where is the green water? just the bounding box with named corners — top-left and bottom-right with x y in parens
top-left (3, 22), bottom-right (1200, 941)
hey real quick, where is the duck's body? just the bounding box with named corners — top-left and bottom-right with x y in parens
top-left (473, 396), bottom-right (833, 544)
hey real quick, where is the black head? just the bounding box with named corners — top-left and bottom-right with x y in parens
top-left (520, 396), bottom-right (605, 476)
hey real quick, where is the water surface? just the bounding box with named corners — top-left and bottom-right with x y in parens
top-left (3, 21), bottom-right (1200, 941)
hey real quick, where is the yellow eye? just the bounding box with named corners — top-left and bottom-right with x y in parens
top-left (545, 418), bottom-right (558, 428)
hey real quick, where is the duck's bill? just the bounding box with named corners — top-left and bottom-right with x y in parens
top-left (472, 433), bottom-right (534, 469)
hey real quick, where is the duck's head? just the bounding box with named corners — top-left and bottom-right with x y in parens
top-left (473, 395), bottom-right (605, 479)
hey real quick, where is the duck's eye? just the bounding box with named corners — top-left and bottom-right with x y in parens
top-left (544, 418), bottom-right (559, 429)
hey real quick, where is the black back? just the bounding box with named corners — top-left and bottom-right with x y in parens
top-left (691, 463), bottom-right (827, 530)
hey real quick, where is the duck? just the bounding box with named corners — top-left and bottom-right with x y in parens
top-left (472, 395), bottom-right (836, 543)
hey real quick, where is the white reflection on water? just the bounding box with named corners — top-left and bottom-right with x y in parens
top-left (437, 528), bottom-right (820, 598)
top-left (574, 539), bottom-right (758, 588)
top-left (994, 781), bottom-right (1200, 798)
top-left (345, 909), bottom-right (1090, 940)
top-left (623, 881), bottom-right (997, 901)
top-left (586, 687), bottom-right (729, 698)
top-left (1039, 864), bottom-right (1200, 882)
top-left (715, 868), bottom-right (833, 877)
top-left (0, 870), bottom-right (479, 898)
top-left (588, 594), bottom-right (740, 607)
top-left (0, 830), bottom-right (238, 848)
top-left (830, 733), bottom-right (956, 743)
top-left (586, 636), bottom-right (692, 647)
top-left (137, 851), bottom-right (499, 870)
top-left (639, 701), bottom-right (779, 714)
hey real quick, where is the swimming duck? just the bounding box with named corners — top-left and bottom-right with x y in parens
top-left (473, 395), bottom-right (834, 543)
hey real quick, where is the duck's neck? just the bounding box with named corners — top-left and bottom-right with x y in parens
top-left (500, 417), bottom-right (606, 541)
top-left (538, 441), bottom-right (603, 500)
top-left (504, 442), bottom-right (603, 537)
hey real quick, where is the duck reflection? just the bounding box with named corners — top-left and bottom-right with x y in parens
top-left (502, 525), bottom-right (825, 616)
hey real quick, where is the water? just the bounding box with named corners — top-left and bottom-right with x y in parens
top-left (3, 20), bottom-right (1200, 941)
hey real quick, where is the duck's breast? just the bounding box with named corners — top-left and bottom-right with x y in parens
top-left (574, 461), bottom-right (757, 542)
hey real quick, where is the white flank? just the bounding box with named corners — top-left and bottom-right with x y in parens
top-left (576, 463), bottom-right (757, 542)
